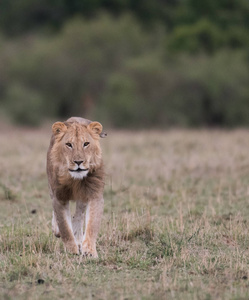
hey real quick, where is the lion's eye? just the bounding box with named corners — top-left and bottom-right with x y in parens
top-left (84, 142), bottom-right (90, 147)
top-left (66, 143), bottom-right (73, 148)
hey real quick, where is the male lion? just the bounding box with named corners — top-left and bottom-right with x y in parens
top-left (47, 117), bottom-right (107, 257)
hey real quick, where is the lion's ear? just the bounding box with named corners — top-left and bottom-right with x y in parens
top-left (52, 122), bottom-right (67, 136)
top-left (87, 121), bottom-right (103, 137)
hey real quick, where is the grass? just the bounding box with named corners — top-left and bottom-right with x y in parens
top-left (0, 127), bottom-right (249, 299)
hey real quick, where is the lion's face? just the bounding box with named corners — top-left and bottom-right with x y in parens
top-left (52, 121), bottom-right (103, 180)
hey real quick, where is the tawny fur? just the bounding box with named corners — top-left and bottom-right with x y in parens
top-left (47, 117), bottom-right (106, 257)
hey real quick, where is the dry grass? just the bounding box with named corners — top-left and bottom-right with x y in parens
top-left (1, 127), bottom-right (249, 299)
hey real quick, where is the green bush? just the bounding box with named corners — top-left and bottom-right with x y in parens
top-left (97, 50), bottom-right (249, 128)
top-left (1, 14), bottom-right (166, 125)
top-left (1, 14), bottom-right (249, 128)
top-left (99, 73), bottom-right (140, 127)
top-left (3, 83), bottom-right (44, 126)
top-left (179, 51), bottom-right (249, 126)
top-left (168, 19), bottom-right (224, 54)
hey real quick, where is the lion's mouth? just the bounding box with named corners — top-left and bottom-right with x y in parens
top-left (69, 168), bottom-right (89, 172)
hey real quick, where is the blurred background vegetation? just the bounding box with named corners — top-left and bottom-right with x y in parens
top-left (0, 0), bottom-right (249, 127)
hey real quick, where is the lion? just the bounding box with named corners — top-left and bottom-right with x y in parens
top-left (46, 117), bottom-right (107, 257)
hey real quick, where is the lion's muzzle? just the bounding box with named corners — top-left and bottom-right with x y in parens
top-left (69, 161), bottom-right (89, 179)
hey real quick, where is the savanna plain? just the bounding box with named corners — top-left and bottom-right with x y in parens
top-left (0, 126), bottom-right (249, 300)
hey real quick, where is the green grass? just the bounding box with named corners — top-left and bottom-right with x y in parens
top-left (0, 127), bottom-right (249, 299)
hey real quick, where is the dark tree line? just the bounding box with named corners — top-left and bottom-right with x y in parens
top-left (1, 0), bottom-right (249, 52)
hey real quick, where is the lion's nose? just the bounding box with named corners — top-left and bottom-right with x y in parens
top-left (74, 160), bottom-right (83, 166)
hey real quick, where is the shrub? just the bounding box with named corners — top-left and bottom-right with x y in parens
top-left (3, 83), bottom-right (44, 126)
top-left (0, 14), bottom-right (249, 128)
top-left (168, 19), bottom-right (224, 54)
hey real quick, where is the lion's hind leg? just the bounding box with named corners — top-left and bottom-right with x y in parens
top-left (52, 211), bottom-right (60, 238)
top-left (72, 200), bottom-right (87, 254)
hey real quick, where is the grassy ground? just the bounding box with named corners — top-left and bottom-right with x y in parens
top-left (0, 127), bottom-right (249, 299)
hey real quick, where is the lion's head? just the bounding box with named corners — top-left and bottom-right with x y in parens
top-left (51, 120), bottom-right (104, 180)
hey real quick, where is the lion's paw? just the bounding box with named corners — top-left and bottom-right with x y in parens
top-left (81, 242), bottom-right (98, 258)
top-left (65, 241), bottom-right (79, 255)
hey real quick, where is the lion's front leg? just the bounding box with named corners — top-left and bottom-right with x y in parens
top-left (82, 197), bottom-right (104, 258)
top-left (72, 200), bottom-right (87, 254)
top-left (53, 199), bottom-right (79, 255)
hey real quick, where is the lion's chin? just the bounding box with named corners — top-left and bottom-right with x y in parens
top-left (69, 170), bottom-right (89, 179)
